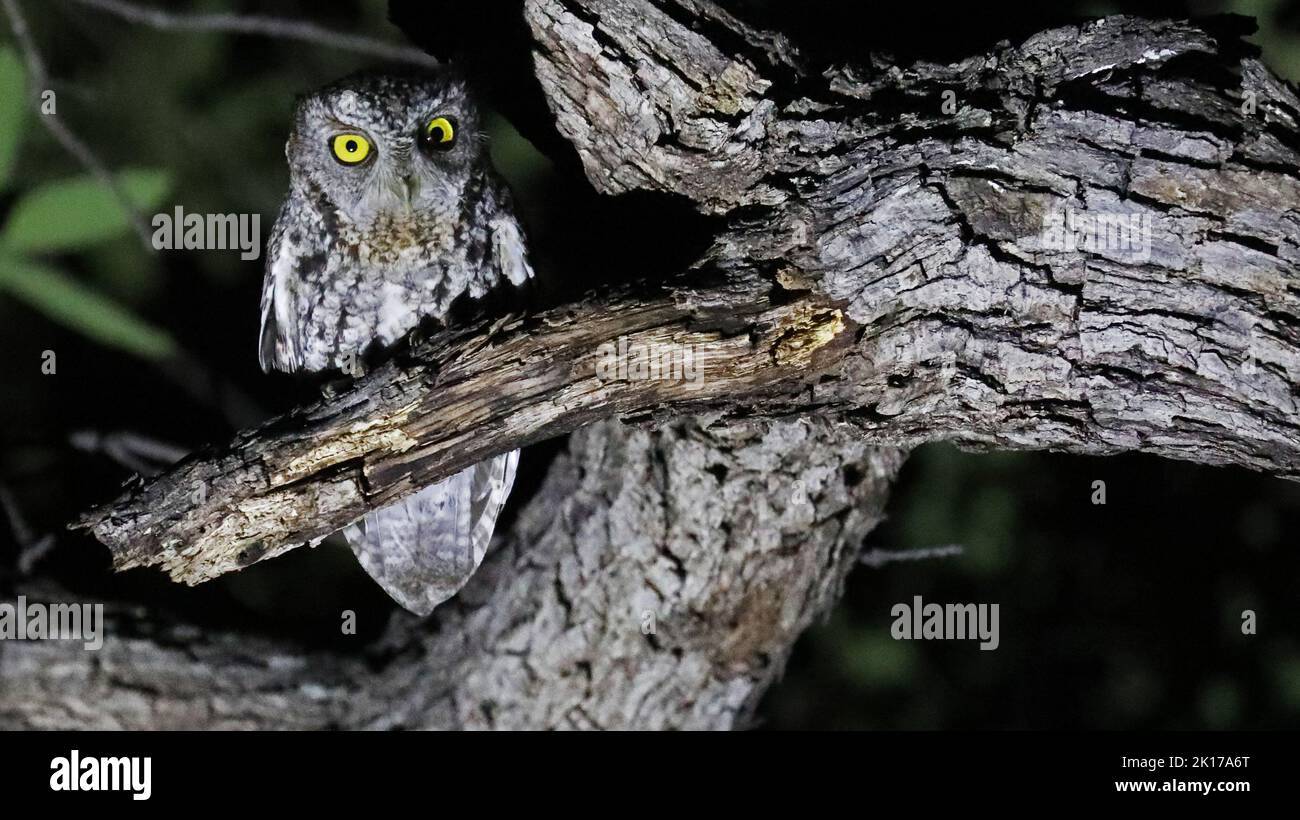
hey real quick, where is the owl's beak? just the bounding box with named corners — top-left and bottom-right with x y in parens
top-left (398, 174), bottom-right (417, 210)
top-left (381, 162), bottom-right (418, 212)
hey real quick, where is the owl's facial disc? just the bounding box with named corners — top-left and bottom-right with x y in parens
top-left (291, 72), bottom-right (481, 229)
top-left (351, 123), bottom-right (468, 224)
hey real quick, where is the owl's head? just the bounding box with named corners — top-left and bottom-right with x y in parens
top-left (286, 71), bottom-right (484, 228)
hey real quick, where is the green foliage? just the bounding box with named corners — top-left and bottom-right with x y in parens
top-left (0, 63), bottom-right (178, 362)
top-left (0, 46), bottom-right (26, 186)
top-left (0, 255), bottom-right (176, 359)
top-left (0, 169), bottom-right (171, 253)
top-left (839, 625), bottom-right (919, 690)
top-left (1274, 649), bottom-right (1300, 712)
top-left (1231, 0), bottom-right (1300, 81)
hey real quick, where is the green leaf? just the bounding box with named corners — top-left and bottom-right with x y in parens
top-left (0, 255), bottom-right (177, 359)
top-left (0, 46), bottom-right (25, 187)
top-left (0, 169), bottom-right (172, 253)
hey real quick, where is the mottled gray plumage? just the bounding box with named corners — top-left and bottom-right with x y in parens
top-left (259, 70), bottom-right (531, 615)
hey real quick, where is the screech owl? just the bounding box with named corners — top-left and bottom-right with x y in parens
top-left (258, 70), bottom-right (532, 615)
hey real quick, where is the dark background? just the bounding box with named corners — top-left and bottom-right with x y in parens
top-left (0, 0), bottom-right (1297, 729)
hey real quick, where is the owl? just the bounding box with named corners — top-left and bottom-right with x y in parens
top-left (257, 70), bottom-right (532, 615)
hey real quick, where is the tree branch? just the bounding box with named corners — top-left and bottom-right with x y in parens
top-left (66, 0), bottom-right (440, 68)
top-left (10, 419), bottom-right (904, 729)
top-left (77, 7), bottom-right (1300, 584)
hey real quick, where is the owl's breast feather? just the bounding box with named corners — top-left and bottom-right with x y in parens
top-left (337, 211), bottom-right (457, 269)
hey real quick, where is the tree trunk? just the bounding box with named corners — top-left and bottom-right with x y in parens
top-left (3, 3), bottom-right (1297, 728)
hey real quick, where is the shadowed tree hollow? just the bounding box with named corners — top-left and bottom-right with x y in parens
top-left (2, 1), bottom-right (1298, 728)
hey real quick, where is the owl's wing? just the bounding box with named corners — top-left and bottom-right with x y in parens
top-left (343, 449), bottom-right (519, 616)
top-left (258, 207), bottom-right (309, 374)
top-left (487, 176), bottom-right (534, 288)
top-left (489, 212), bottom-right (533, 288)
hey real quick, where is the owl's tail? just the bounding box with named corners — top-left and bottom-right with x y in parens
top-left (343, 450), bottom-right (519, 615)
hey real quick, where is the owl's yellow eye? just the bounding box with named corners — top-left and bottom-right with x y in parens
top-left (422, 116), bottom-right (457, 151)
top-left (330, 133), bottom-right (372, 165)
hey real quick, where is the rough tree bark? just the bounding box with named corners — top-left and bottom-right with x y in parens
top-left (7, 419), bottom-right (903, 729)
top-left (3, 3), bottom-right (1298, 728)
